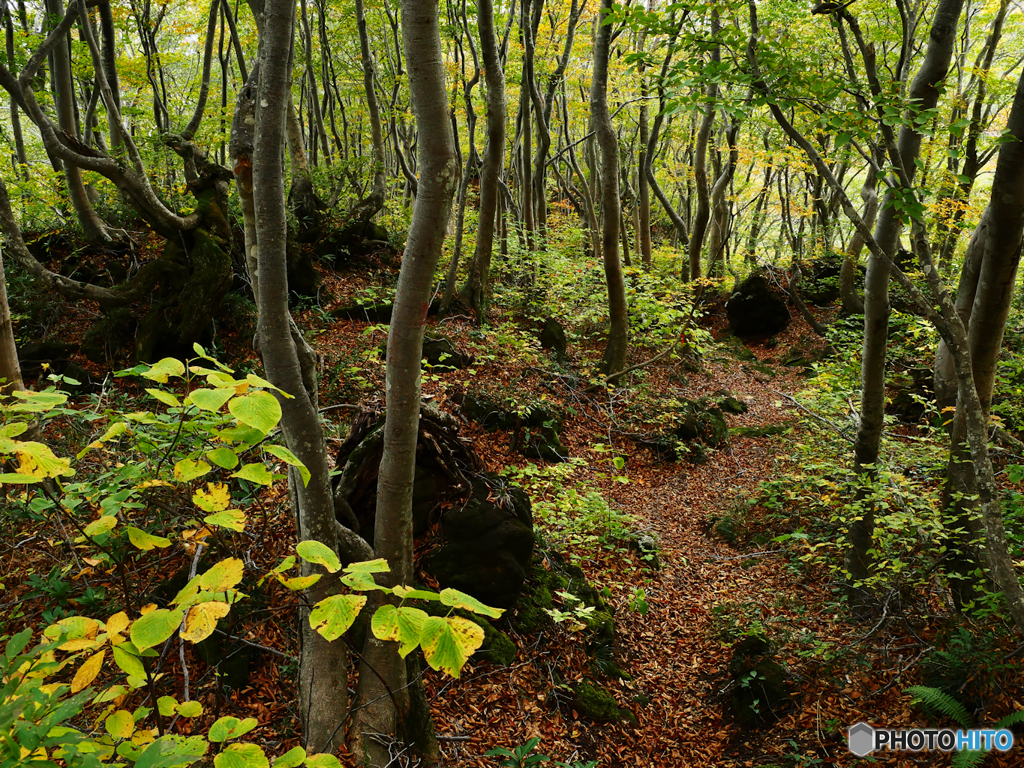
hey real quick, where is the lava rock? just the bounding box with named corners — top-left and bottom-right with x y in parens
top-left (727, 272), bottom-right (792, 337)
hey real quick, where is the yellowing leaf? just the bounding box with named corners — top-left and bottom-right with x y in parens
top-left (157, 696), bottom-right (178, 717)
top-left (199, 558), bottom-right (244, 591)
top-left (371, 604), bottom-right (427, 658)
top-left (84, 516), bottom-right (118, 537)
top-left (193, 483), bottom-right (231, 512)
top-left (71, 649), bottom-right (106, 693)
top-left (214, 744), bottom-right (268, 768)
top-left (105, 709), bottom-right (134, 740)
top-left (187, 387), bottom-right (235, 412)
top-left (304, 755), bottom-right (341, 768)
top-left (276, 574), bottom-right (320, 591)
top-left (106, 612), bottom-right (130, 637)
top-left (203, 510), bottom-right (247, 532)
top-left (309, 594), bottom-right (367, 641)
top-left (262, 445), bottom-right (310, 486)
top-left (206, 447), bottom-right (240, 469)
top-left (15, 442), bottom-right (73, 477)
top-left (439, 588), bottom-right (504, 619)
top-left (177, 700), bottom-right (203, 718)
top-left (145, 388), bottom-right (181, 408)
top-left (272, 747), bottom-right (306, 768)
top-left (126, 527), bottom-right (171, 551)
top-left (180, 602), bottom-right (231, 644)
top-left (296, 540), bottom-right (341, 573)
top-left (419, 615), bottom-right (484, 678)
top-left (208, 716), bottom-right (258, 742)
top-left (228, 391), bottom-right (282, 433)
top-left (231, 463), bottom-right (274, 486)
top-left (140, 358), bottom-right (186, 383)
top-left (174, 458), bottom-right (212, 483)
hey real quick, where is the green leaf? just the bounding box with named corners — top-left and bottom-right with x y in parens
top-left (228, 391), bottom-right (282, 433)
top-left (344, 558), bottom-right (391, 574)
top-left (134, 735), bottom-right (208, 768)
top-left (146, 388), bottom-right (181, 407)
top-left (214, 744), bottom-right (269, 768)
top-left (131, 608), bottom-right (184, 650)
top-left (9, 389), bottom-right (68, 412)
top-left (439, 588), bottom-right (504, 619)
top-left (207, 447), bottom-right (240, 469)
top-left (303, 755), bottom-right (341, 768)
top-left (141, 358), bottom-right (187, 383)
top-left (112, 644), bottom-right (146, 678)
top-left (208, 716), bottom-right (259, 743)
top-left (245, 373), bottom-right (284, 393)
top-left (392, 585), bottom-right (441, 601)
top-left (263, 444), bottom-right (310, 486)
top-left (204, 510), bottom-right (247, 532)
top-left (157, 696), bottom-right (178, 717)
top-left (187, 388), bottom-right (235, 412)
top-left (126, 526), bottom-right (172, 551)
top-left (296, 540), bottom-right (342, 573)
top-left (174, 458), bottom-right (212, 482)
top-left (177, 700), bottom-right (203, 718)
top-left (419, 615), bottom-right (484, 678)
top-left (272, 747), bottom-right (306, 768)
top-left (309, 594), bottom-right (367, 641)
top-left (0, 472), bottom-right (43, 483)
top-left (371, 604), bottom-right (428, 657)
top-left (231, 463), bottom-right (274, 486)
top-left (84, 515), bottom-right (118, 537)
top-left (105, 709), bottom-right (135, 739)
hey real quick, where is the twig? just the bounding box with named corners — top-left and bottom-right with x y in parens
top-left (774, 390), bottom-right (854, 443)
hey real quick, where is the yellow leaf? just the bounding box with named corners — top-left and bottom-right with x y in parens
top-left (180, 602), bottom-right (231, 644)
top-left (105, 709), bottom-right (134, 740)
top-left (193, 483), bottom-right (231, 512)
top-left (72, 649), bottom-right (106, 693)
top-left (139, 604), bottom-right (158, 616)
top-left (199, 559), bottom-right (244, 592)
top-left (59, 638), bottom-right (98, 652)
top-left (106, 612), bottom-right (130, 636)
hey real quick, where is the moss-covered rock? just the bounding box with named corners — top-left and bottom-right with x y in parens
top-left (569, 681), bottom-right (637, 724)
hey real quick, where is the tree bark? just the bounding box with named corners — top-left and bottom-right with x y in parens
top-left (688, 11), bottom-right (719, 282)
top-left (350, 0), bottom-right (458, 761)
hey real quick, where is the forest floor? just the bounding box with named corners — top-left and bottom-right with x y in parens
top-left (4, 243), bottom-right (1024, 768)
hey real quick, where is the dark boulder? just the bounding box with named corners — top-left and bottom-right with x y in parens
top-left (727, 272), bottom-right (791, 337)
top-left (421, 337), bottom-right (474, 370)
top-left (425, 478), bottom-right (535, 609)
top-left (455, 390), bottom-right (568, 462)
top-left (286, 241), bottom-right (319, 300)
top-left (800, 257), bottom-right (843, 306)
top-left (539, 318), bottom-right (567, 356)
top-left (330, 302), bottom-right (394, 324)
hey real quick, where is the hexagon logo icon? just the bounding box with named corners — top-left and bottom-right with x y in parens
top-left (848, 722), bottom-right (875, 756)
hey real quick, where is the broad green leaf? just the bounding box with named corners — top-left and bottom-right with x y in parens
top-left (245, 373), bottom-right (283, 392)
top-left (180, 602), bottom-right (231, 643)
top-left (263, 445), bottom-right (310, 486)
top-left (112, 645), bottom-right (146, 678)
top-left (174, 458), bottom-right (212, 483)
top-left (304, 755), bottom-right (341, 768)
top-left (371, 604), bottom-right (428, 657)
top-left (208, 716), bottom-right (258, 743)
top-left (0, 422), bottom-right (27, 438)
top-left (206, 447), bottom-right (240, 469)
top-left (272, 747), bottom-right (306, 768)
top-left (146, 388), bottom-right (181, 408)
top-left (140, 358), bottom-right (186, 383)
top-left (94, 684), bottom-right (127, 704)
top-left (157, 696), bottom-right (178, 717)
top-left (187, 388), bottom-right (234, 412)
top-left (228, 391), bottom-right (282, 433)
top-left (419, 615), bottom-right (484, 678)
top-left (131, 609), bottom-right (184, 650)
top-left (231, 463), bottom-right (274, 486)
top-left (309, 594), bottom-right (367, 641)
top-left (0, 472), bottom-right (43, 483)
top-left (193, 483), bottom-right (231, 511)
top-left (296, 540), bottom-right (342, 573)
top-left (134, 735), bottom-right (208, 768)
top-left (78, 421), bottom-right (129, 457)
top-left (199, 558), bottom-right (244, 591)
top-left (214, 744), bottom-right (269, 768)
top-left (340, 570), bottom-right (386, 591)
top-left (218, 425), bottom-right (265, 446)
top-left (439, 588), bottom-right (504, 619)
top-left (344, 559), bottom-right (391, 574)
top-left (177, 700), bottom-right (203, 718)
top-left (204, 510), bottom-right (247, 532)
top-left (105, 709), bottom-right (135, 739)
top-left (126, 526), bottom-right (171, 551)
top-left (9, 389), bottom-right (68, 412)
top-left (71, 649), bottom-right (106, 693)
top-left (171, 575), bottom-right (202, 606)
top-left (84, 515), bottom-right (118, 537)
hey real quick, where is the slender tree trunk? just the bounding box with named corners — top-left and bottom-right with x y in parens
top-left (463, 0), bottom-right (506, 321)
top-left (348, 0), bottom-right (387, 225)
top-left (591, 0), bottom-right (628, 375)
top-left (350, 0), bottom-right (458, 760)
top-left (249, 0), bottom-right (348, 752)
top-left (0, 212), bottom-right (24, 394)
top-left (688, 11), bottom-right (719, 282)
top-left (4, 12), bottom-right (26, 174)
top-left (839, 156), bottom-right (879, 314)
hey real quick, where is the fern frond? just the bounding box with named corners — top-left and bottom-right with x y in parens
top-left (996, 709), bottom-right (1024, 729)
top-left (905, 685), bottom-right (972, 728)
top-left (952, 749), bottom-right (986, 768)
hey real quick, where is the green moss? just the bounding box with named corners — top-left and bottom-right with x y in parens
top-left (570, 681), bottom-right (637, 724)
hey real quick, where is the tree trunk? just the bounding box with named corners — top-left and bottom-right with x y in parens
top-left (591, 0), bottom-right (628, 375)
top-left (839, 156), bottom-right (879, 314)
top-left (688, 11), bottom-right (719, 282)
top-left (0, 211), bottom-right (24, 395)
top-left (250, 0), bottom-right (348, 752)
top-left (350, 0), bottom-right (458, 761)
top-left (463, 0), bottom-right (506, 321)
